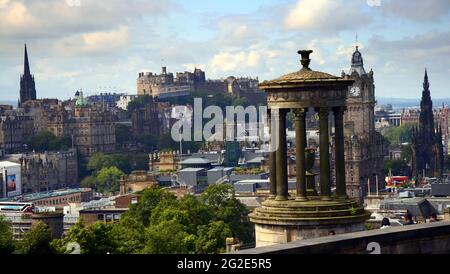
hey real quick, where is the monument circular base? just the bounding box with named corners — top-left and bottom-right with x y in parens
top-left (249, 196), bottom-right (370, 247)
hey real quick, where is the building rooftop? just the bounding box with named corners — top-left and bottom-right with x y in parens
top-left (180, 158), bottom-right (212, 165)
top-left (18, 188), bottom-right (92, 202)
top-left (179, 168), bottom-right (206, 172)
top-left (0, 161), bottom-right (20, 168)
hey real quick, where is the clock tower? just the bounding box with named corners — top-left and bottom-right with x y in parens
top-left (339, 46), bottom-right (386, 203)
top-left (344, 46), bottom-right (375, 137)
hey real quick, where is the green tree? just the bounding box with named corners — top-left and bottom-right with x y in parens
top-left (95, 167), bottom-right (126, 194)
top-left (195, 221), bottom-right (232, 254)
top-left (0, 216), bottom-right (14, 255)
top-left (383, 124), bottom-right (414, 146)
top-left (200, 184), bottom-right (253, 243)
top-left (112, 215), bottom-right (147, 254)
top-left (27, 131), bottom-right (71, 151)
top-left (127, 95), bottom-right (154, 113)
top-left (53, 221), bottom-right (118, 254)
top-left (384, 159), bottom-right (412, 177)
top-left (81, 167), bottom-right (125, 194)
top-left (400, 144), bottom-right (413, 163)
top-left (86, 152), bottom-right (116, 172)
top-left (15, 222), bottom-right (55, 254)
top-left (143, 220), bottom-right (195, 254)
top-left (445, 155), bottom-right (450, 172)
top-left (125, 187), bottom-right (177, 226)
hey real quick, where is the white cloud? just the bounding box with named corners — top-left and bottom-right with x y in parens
top-left (285, 0), bottom-right (371, 32)
top-left (0, 0), bottom-right (178, 38)
top-left (380, 0), bottom-right (450, 22)
top-left (54, 26), bottom-right (130, 56)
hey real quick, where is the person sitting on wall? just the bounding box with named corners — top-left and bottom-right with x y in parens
top-left (429, 213), bottom-right (439, 223)
top-left (380, 218), bottom-right (391, 229)
top-left (403, 212), bottom-right (415, 225)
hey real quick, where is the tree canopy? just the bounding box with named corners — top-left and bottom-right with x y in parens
top-left (14, 222), bottom-right (56, 254)
top-left (383, 123), bottom-right (415, 146)
top-left (26, 130), bottom-right (71, 152)
top-left (81, 166), bottom-right (125, 194)
top-left (53, 185), bottom-right (253, 254)
top-left (0, 216), bottom-right (14, 255)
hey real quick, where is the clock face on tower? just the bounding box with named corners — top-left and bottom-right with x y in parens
top-left (349, 86), bottom-right (361, 97)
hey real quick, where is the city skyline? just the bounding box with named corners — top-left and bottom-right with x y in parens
top-left (0, 0), bottom-right (450, 100)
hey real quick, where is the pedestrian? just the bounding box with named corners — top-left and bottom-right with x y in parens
top-left (380, 218), bottom-right (391, 229)
top-left (429, 213), bottom-right (439, 223)
top-left (403, 212), bottom-right (415, 225)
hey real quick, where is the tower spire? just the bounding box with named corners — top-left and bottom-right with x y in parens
top-left (422, 68), bottom-right (430, 99)
top-left (19, 43), bottom-right (37, 104)
top-left (24, 44), bottom-right (31, 76)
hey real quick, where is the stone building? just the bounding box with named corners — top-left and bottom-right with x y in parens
top-left (65, 92), bottom-right (116, 157)
top-left (0, 110), bottom-right (34, 153)
top-left (131, 95), bottom-right (161, 139)
top-left (119, 171), bottom-right (158, 195)
top-left (437, 105), bottom-right (450, 155)
top-left (137, 67), bottom-right (192, 98)
top-left (149, 151), bottom-right (182, 172)
top-left (341, 46), bottom-right (386, 203)
top-left (411, 70), bottom-right (444, 178)
top-left (20, 99), bottom-right (62, 134)
top-left (5, 149), bottom-right (78, 193)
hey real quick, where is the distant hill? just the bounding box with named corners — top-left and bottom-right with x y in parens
top-left (376, 97), bottom-right (450, 109)
top-left (0, 100), bottom-right (17, 107)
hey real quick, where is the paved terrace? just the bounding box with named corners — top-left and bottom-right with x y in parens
top-left (234, 221), bottom-right (450, 254)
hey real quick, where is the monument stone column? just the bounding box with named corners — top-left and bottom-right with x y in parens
top-left (275, 108), bottom-right (288, 201)
top-left (317, 107), bottom-right (332, 201)
top-left (334, 106), bottom-right (347, 198)
top-left (268, 109), bottom-right (277, 199)
top-left (294, 108), bottom-right (308, 201)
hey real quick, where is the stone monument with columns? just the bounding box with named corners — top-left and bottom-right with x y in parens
top-left (250, 49), bottom-right (369, 247)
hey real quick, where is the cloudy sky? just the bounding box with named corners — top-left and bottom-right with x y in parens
top-left (0, 0), bottom-right (449, 101)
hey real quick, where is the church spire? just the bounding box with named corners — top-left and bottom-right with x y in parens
top-left (24, 44), bottom-right (31, 76)
top-left (423, 68), bottom-right (430, 92)
top-left (19, 43), bottom-right (37, 105)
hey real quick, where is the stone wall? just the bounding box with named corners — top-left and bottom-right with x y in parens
top-left (235, 221), bottom-right (450, 254)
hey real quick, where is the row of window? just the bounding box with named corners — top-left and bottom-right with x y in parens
top-left (97, 213), bottom-right (121, 222)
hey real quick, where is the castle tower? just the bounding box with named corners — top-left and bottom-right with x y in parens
top-left (19, 44), bottom-right (37, 105)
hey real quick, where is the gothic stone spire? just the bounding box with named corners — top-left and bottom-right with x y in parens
top-left (19, 43), bottom-right (37, 104)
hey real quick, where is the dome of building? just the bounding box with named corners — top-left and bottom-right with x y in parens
top-left (75, 91), bottom-right (90, 107)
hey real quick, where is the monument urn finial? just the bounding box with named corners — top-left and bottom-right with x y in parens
top-left (298, 49), bottom-right (313, 71)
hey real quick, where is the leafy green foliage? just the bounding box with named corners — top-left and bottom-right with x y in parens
top-left (81, 166), bottom-right (125, 194)
top-left (383, 124), bottom-right (414, 146)
top-left (127, 95), bottom-right (154, 113)
top-left (86, 152), bottom-right (149, 174)
top-left (445, 155), bottom-right (450, 172)
top-left (400, 144), bottom-right (413, 162)
top-left (195, 221), bottom-right (232, 254)
top-left (15, 222), bottom-right (55, 254)
top-left (0, 216), bottom-right (14, 255)
top-left (26, 130), bottom-right (71, 152)
top-left (53, 185), bottom-right (253, 254)
top-left (384, 159), bottom-right (412, 177)
top-left (52, 221), bottom-right (118, 254)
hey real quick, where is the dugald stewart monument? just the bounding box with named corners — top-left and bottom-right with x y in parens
top-left (250, 50), bottom-right (369, 247)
